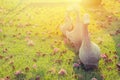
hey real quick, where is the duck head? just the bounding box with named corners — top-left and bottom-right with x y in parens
top-left (83, 13), bottom-right (90, 25)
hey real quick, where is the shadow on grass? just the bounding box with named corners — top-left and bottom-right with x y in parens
top-left (14, 74), bottom-right (26, 80)
top-left (73, 55), bottom-right (103, 80)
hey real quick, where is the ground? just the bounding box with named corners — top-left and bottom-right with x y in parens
top-left (0, 0), bottom-right (120, 80)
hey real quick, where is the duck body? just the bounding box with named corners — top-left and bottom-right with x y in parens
top-left (60, 23), bottom-right (73, 36)
top-left (79, 41), bottom-right (100, 69)
top-left (66, 23), bottom-right (82, 52)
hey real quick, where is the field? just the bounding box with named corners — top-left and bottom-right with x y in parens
top-left (0, 0), bottom-right (120, 80)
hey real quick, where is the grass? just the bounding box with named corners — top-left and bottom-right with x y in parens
top-left (0, 0), bottom-right (120, 80)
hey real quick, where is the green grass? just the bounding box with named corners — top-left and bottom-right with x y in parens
top-left (0, 0), bottom-right (120, 80)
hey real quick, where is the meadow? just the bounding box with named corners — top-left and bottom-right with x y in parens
top-left (0, 0), bottom-right (120, 80)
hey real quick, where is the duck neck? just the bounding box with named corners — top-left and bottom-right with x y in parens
top-left (75, 11), bottom-right (82, 30)
top-left (76, 12), bottom-right (81, 24)
top-left (82, 24), bottom-right (91, 46)
top-left (65, 12), bottom-right (70, 22)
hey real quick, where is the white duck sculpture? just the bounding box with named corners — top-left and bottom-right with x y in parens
top-left (79, 14), bottom-right (100, 69)
top-left (66, 10), bottom-right (82, 52)
top-left (60, 11), bottom-right (73, 36)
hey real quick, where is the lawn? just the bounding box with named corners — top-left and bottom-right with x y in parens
top-left (0, 0), bottom-right (120, 80)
